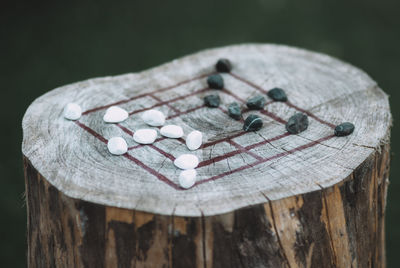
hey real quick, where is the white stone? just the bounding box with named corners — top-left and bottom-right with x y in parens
top-left (133, 129), bottom-right (157, 144)
top-left (179, 169), bottom-right (197, 189)
top-left (107, 137), bottom-right (128, 155)
top-left (103, 106), bottom-right (129, 123)
top-left (174, 154), bottom-right (199, 170)
top-left (186, 130), bottom-right (203, 150)
top-left (142, 109), bottom-right (165, 126)
top-left (63, 103), bottom-right (82, 120)
top-left (160, 125), bottom-right (184, 138)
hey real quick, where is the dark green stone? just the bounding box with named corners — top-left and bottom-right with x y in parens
top-left (334, 122), bottom-right (355, 137)
top-left (207, 74), bottom-right (224, 89)
top-left (228, 102), bottom-right (241, 120)
top-left (204, 94), bottom-right (220, 108)
top-left (246, 95), bottom-right (266, 110)
top-left (243, 114), bottom-right (263, 132)
top-left (216, 58), bottom-right (232, 73)
top-left (268, 87), bottom-right (287, 102)
top-left (286, 113), bottom-right (309, 134)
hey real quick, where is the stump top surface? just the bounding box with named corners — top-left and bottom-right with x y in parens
top-left (22, 44), bottom-right (391, 216)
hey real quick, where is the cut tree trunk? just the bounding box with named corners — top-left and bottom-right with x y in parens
top-left (22, 44), bottom-right (391, 268)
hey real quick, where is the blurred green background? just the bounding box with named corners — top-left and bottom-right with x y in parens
top-left (1, 0), bottom-right (399, 266)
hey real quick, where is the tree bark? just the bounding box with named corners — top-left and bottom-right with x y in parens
top-left (24, 143), bottom-right (390, 268)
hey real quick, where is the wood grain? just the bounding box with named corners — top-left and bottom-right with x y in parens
top-left (22, 44), bottom-right (391, 216)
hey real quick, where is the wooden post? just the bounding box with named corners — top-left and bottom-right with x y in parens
top-left (22, 44), bottom-right (391, 268)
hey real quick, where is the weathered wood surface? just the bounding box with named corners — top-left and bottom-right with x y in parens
top-left (23, 44), bottom-right (392, 267)
top-left (24, 142), bottom-right (390, 267)
top-left (22, 44), bottom-right (391, 216)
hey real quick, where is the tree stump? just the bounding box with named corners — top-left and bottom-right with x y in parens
top-left (22, 44), bottom-right (391, 268)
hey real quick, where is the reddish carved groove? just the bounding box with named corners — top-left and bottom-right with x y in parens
top-left (82, 72), bottom-right (214, 115)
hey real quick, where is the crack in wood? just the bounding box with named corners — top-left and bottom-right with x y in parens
top-left (261, 192), bottom-right (292, 268)
top-left (316, 183), bottom-right (338, 266)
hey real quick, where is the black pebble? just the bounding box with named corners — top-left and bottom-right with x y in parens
top-left (243, 114), bottom-right (263, 132)
top-left (268, 87), bottom-right (287, 102)
top-left (204, 94), bottom-right (220, 108)
top-left (334, 122), bottom-right (355, 137)
top-left (228, 102), bottom-right (242, 120)
top-left (286, 113), bottom-right (309, 134)
top-left (207, 74), bottom-right (224, 89)
top-left (246, 95), bottom-right (266, 110)
top-left (216, 58), bottom-right (232, 73)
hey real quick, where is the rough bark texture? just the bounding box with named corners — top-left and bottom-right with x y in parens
top-left (24, 142), bottom-right (390, 268)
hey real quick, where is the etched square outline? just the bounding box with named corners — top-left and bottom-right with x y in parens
top-left (75, 71), bottom-right (335, 190)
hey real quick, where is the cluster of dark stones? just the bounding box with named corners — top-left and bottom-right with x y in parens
top-left (203, 58), bottom-right (355, 136)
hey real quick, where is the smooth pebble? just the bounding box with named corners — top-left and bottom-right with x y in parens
top-left (174, 154), bottom-right (199, 170)
top-left (286, 113), bottom-right (309, 134)
top-left (228, 102), bottom-right (242, 120)
top-left (207, 74), bottom-right (224, 89)
top-left (334, 122), bottom-right (355, 137)
top-left (215, 58), bottom-right (232, 73)
top-left (160, 125), bottom-right (184, 138)
top-left (64, 103), bottom-right (82, 120)
top-left (179, 169), bottom-right (197, 189)
top-left (243, 114), bottom-right (263, 131)
top-left (204, 94), bottom-right (220, 108)
top-left (268, 87), bottom-right (287, 102)
top-left (107, 137), bottom-right (128, 155)
top-left (246, 95), bottom-right (266, 110)
top-left (142, 109), bottom-right (165, 126)
top-left (186, 130), bottom-right (203, 150)
top-left (103, 106), bottom-right (129, 123)
top-left (133, 129), bottom-right (157, 144)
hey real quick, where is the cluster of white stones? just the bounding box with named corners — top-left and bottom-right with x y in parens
top-left (64, 103), bottom-right (202, 189)
top-left (138, 109), bottom-right (201, 189)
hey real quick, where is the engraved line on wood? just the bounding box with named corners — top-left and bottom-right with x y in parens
top-left (166, 105), bottom-right (205, 120)
top-left (75, 121), bottom-right (108, 143)
top-left (82, 72), bottom-right (215, 115)
top-left (194, 135), bottom-right (335, 186)
top-left (123, 153), bottom-right (182, 190)
top-left (229, 72), bottom-right (269, 94)
top-left (128, 87), bottom-right (209, 115)
top-left (150, 93), bottom-right (181, 114)
top-left (226, 139), bottom-right (263, 161)
top-left (148, 144), bottom-right (175, 161)
top-left (116, 124), bottom-right (133, 136)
